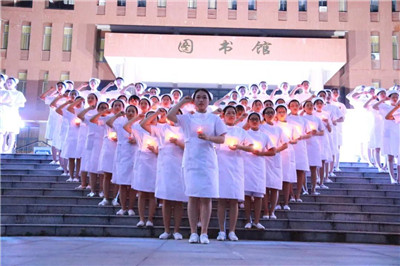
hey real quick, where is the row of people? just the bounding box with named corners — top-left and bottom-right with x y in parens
top-left (41, 77), bottom-right (363, 244)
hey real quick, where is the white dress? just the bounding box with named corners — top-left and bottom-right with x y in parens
top-left (152, 123), bottom-right (187, 202)
top-left (86, 116), bottom-right (105, 174)
top-left (324, 104), bottom-right (342, 155)
top-left (216, 125), bottom-right (250, 201)
top-left (260, 124), bottom-right (288, 190)
top-left (287, 115), bottom-right (310, 171)
top-left (314, 110), bottom-right (333, 161)
top-left (332, 100), bottom-right (347, 146)
top-left (112, 117), bottom-right (138, 185)
top-left (302, 114), bottom-right (325, 167)
top-left (53, 105), bottom-right (68, 152)
top-left (60, 109), bottom-right (82, 159)
top-left (97, 115), bottom-right (117, 173)
top-left (176, 112), bottom-right (227, 198)
top-left (0, 89), bottom-right (11, 133)
top-left (80, 110), bottom-right (97, 172)
top-left (275, 121), bottom-right (297, 183)
top-left (44, 95), bottom-right (58, 140)
top-left (131, 124), bottom-right (158, 193)
top-left (379, 104), bottom-right (399, 157)
top-left (6, 89), bottom-right (26, 134)
top-left (243, 129), bottom-right (274, 194)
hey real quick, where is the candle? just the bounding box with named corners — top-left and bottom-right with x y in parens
top-left (309, 122), bottom-right (316, 131)
top-left (225, 137), bottom-right (238, 148)
top-left (252, 141), bottom-right (262, 151)
top-left (108, 132), bottom-right (117, 141)
top-left (74, 118), bottom-right (81, 126)
top-left (197, 127), bottom-right (203, 134)
top-left (165, 131), bottom-right (179, 141)
top-left (146, 139), bottom-right (156, 147)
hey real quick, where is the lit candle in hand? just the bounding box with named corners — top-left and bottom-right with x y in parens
top-left (252, 141), bottom-right (262, 151)
top-left (197, 127), bottom-right (203, 134)
top-left (108, 132), bottom-right (117, 141)
top-left (74, 118), bottom-right (81, 126)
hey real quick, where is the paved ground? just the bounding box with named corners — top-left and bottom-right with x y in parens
top-left (2, 237), bottom-right (399, 266)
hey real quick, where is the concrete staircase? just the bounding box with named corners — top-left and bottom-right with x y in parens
top-left (1, 154), bottom-right (399, 244)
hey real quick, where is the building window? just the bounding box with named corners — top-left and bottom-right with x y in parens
top-left (1, 21), bottom-right (9, 49)
top-left (393, 35), bottom-right (399, 60)
top-left (371, 34), bottom-right (380, 60)
top-left (18, 71), bottom-right (27, 94)
top-left (20, 24), bottom-right (31, 51)
top-left (299, 0), bottom-right (307, 11)
top-left (393, 0), bottom-right (398, 12)
top-left (188, 0), bottom-right (196, 8)
top-left (98, 38), bottom-right (105, 62)
top-left (319, 0), bottom-right (327, 10)
top-left (228, 0), bottom-right (237, 10)
top-left (42, 26), bottom-right (52, 51)
top-left (98, 0), bottom-right (106, 5)
top-left (1, 0), bottom-right (32, 8)
top-left (60, 72), bottom-right (70, 81)
top-left (41, 71), bottom-right (49, 94)
top-left (62, 26), bottom-right (73, 52)
top-left (371, 80), bottom-right (380, 88)
top-left (370, 0), bottom-right (378, 12)
top-left (249, 0), bottom-right (256, 10)
top-left (138, 0), bottom-right (146, 7)
top-left (157, 0), bottom-right (166, 7)
top-left (117, 0), bottom-right (126, 6)
top-left (339, 0), bottom-right (347, 12)
top-left (208, 0), bottom-right (216, 9)
top-left (47, 0), bottom-right (74, 10)
top-left (279, 0), bottom-right (287, 11)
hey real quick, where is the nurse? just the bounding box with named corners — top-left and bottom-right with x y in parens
top-left (385, 101), bottom-right (400, 184)
top-left (260, 107), bottom-right (288, 219)
top-left (0, 74), bottom-right (11, 153)
top-left (216, 105), bottom-right (252, 241)
top-left (141, 108), bottom-right (187, 240)
top-left (167, 89), bottom-right (227, 245)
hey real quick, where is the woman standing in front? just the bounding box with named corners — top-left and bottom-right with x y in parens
top-left (167, 89), bottom-right (227, 244)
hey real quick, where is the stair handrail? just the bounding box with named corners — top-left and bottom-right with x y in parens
top-left (15, 141), bottom-right (51, 153)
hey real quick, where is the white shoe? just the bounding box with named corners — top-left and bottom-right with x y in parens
top-left (302, 191), bottom-right (309, 195)
top-left (275, 205), bottom-right (282, 210)
top-left (66, 177), bottom-right (73, 182)
top-left (159, 232), bottom-right (170, 239)
top-left (75, 185), bottom-right (85, 190)
top-left (56, 166), bottom-right (63, 170)
top-left (99, 191), bottom-right (104, 198)
top-left (262, 215), bottom-right (270, 219)
top-left (315, 184), bottom-right (321, 189)
top-left (228, 231), bottom-right (239, 241)
top-left (86, 185), bottom-right (91, 190)
top-left (116, 209), bottom-right (127, 216)
top-left (329, 172), bottom-right (336, 177)
top-left (320, 184), bottom-right (329, 189)
top-left (244, 222), bottom-right (252, 229)
top-left (254, 223), bottom-right (265, 230)
top-left (49, 160), bottom-right (56, 165)
top-left (296, 198), bottom-right (303, 203)
top-left (289, 197), bottom-right (296, 203)
top-left (325, 178), bottom-right (333, 183)
top-left (87, 192), bottom-right (96, 197)
top-left (270, 213), bottom-right (277, 219)
top-left (217, 231), bottom-right (226, 241)
top-left (128, 209), bottom-right (135, 216)
top-left (62, 173), bottom-right (69, 176)
top-left (188, 233), bottom-right (199, 243)
top-left (283, 205), bottom-right (291, 211)
top-left (98, 199), bottom-right (110, 206)
top-left (200, 234), bottom-right (209, 244)
top-left (145, 221), bottom-right (153, 227)
top-left (311, 191), bottom-right (320, 196)
top-left (72, 178), bottom-right (79, 182)
top-left (334, 167), bottom-right (341, 172)
top-left (137, 220), bottom-right (145, 227)
top-left (112, 198), bottom-right (120, 207)
top-left (173, 232), bottom-right (183, 240)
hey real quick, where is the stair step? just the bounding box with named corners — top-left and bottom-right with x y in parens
top-left (2, 224), bottom-right (399, 245)
top-left (0, 154), bottom-right (53, 160)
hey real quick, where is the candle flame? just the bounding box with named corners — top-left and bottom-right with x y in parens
top-left (108, 132), bottom-right (117, 141)
top-left (197, 127), bottom-right (203, 134)
top-left (74, 118), bottom-right (81, 126)
top-left (225, 137), bottom-right (238, 148)
top-left (252, 141), bottom-right (262, 151)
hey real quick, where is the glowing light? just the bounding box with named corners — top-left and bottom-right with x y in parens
top-left (225, 137), bottom-right (238, 148)
top-left (165, 131), bottom-right (179, 142)
top-left (108, 132), bottom-right (117, 141)
top-left (197, 127), bottom-right (203, 134)
top-left (252, 141), bottom-right (262, 151)
top-left (146, 139), bottom-right (157, 147)
top-left (74, 118), bottom-right (81, 126)
top-left (309, 122), bottom-right (317, 131)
